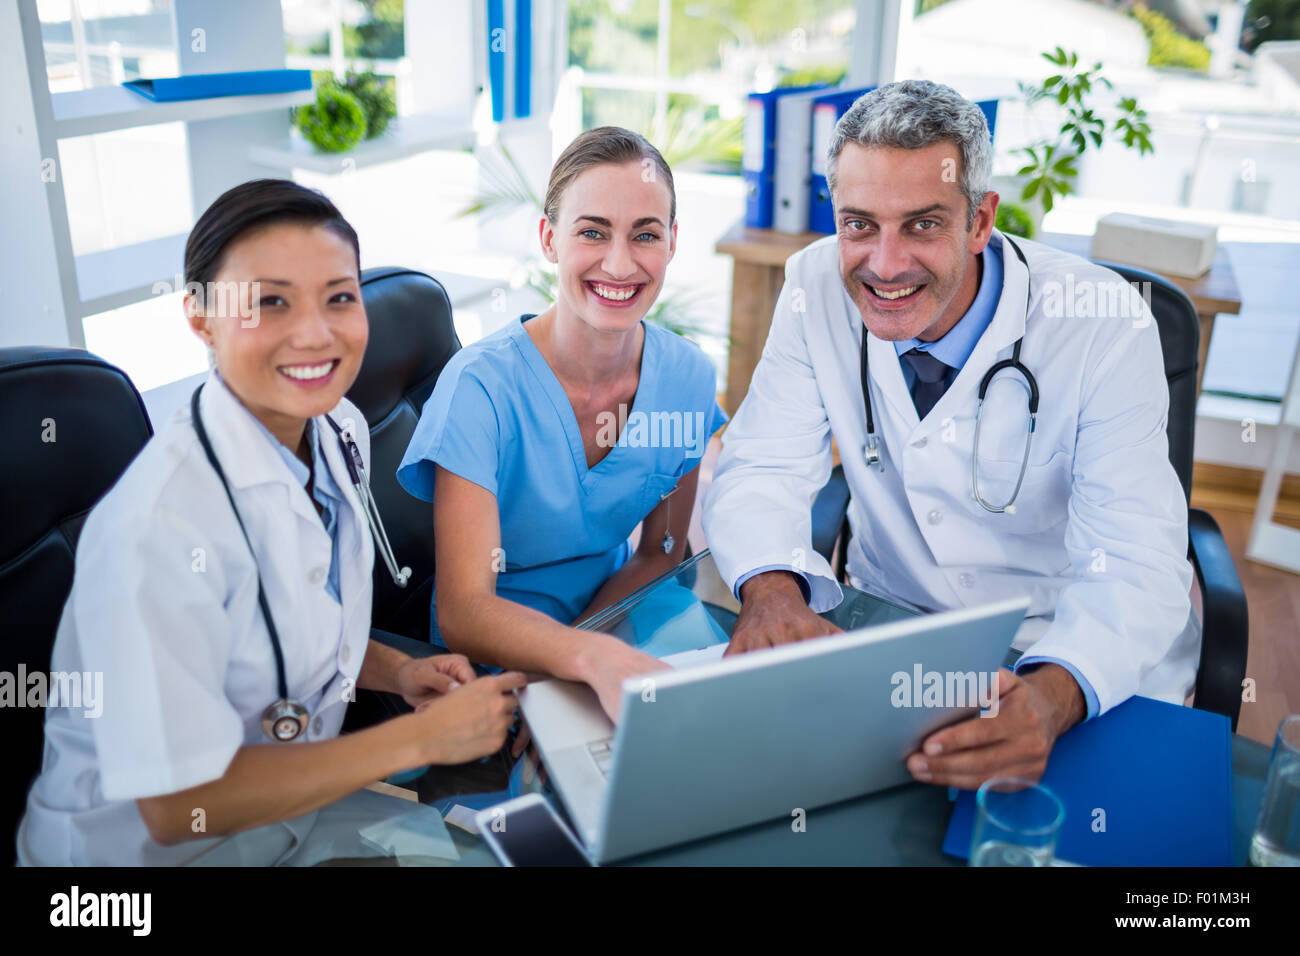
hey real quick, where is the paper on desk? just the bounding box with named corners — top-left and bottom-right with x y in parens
top-left (187, 786), bottom-right (459, 866)
top-left (443, 804), bottom-right (481, 835)
top-left (358, 803), bottom-right (460, 863)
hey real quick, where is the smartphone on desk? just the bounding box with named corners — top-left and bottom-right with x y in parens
top-left (475, 793), bottom-right (592, 867)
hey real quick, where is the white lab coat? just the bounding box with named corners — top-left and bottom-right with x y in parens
top-left (18, 371), bottom-right (375, 866)
top-left (703, 230), bottom-right (1197, 715)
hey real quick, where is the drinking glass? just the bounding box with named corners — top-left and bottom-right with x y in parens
top-left (1250, 714), bottom-right (1300, 867)
top-left (970, 776), bottom-right (1064, 867)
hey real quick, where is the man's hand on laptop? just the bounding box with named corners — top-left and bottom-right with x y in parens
top-left (574, 635), bottom-right (671, 724)
top-left (727, 571), bottom-right (843, 657)
top-left (905, 664), bottom-right (1086, 789)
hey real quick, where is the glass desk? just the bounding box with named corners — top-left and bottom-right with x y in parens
top-left (575, 546), bottom-right (922, 645)
top-left (300, 550), bottom-right (1273, 866)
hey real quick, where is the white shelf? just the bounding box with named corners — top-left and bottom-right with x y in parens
top-left (248, 112), bottom-right (475, 173)
top-left (75, 232), bottom-right (187, 318)
top-left (51, 85), bottom-right (315, 139)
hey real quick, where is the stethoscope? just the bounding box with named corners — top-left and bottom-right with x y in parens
top-left (190, 384), bottom-right (410, 743)
top-left (860, 234), bottom-right (1040, 515)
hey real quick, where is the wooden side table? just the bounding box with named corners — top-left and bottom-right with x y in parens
top-left (715, 220), bottom-right (825, 414)
top-left (714, 217), bottom-right (1242, 413)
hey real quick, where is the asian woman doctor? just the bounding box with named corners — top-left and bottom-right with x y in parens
top-left (18, 179), bottom-right (525, 866)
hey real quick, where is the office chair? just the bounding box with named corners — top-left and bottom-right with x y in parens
top-left (348, 266), bottom-right (462, 642)
top-left (808, 263), bottom-right (1249, 730)
top-left (0, 347), bottom-right (153, 853)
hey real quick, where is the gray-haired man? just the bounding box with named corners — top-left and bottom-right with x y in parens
top-left (703, 80), bottom-right (1196, 789)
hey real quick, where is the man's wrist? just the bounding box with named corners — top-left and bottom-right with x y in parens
top-left (739, 570), bottom-right (807, 605)
top-left (1021, 663), bottom-right (1086, 738)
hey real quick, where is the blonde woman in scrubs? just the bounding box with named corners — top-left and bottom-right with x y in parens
top-left (399, 128), bottom-right (728, 722)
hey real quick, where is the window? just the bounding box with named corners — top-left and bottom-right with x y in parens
top-left (566, 0), bottom-right (857, 173)
top-left (899, 0), bottom-right (1300, 419)
top-left (37, 0), bottom-right (177, 93)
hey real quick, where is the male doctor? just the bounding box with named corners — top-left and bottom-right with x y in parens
top-left (703, 80), bottom-right (1197, 789)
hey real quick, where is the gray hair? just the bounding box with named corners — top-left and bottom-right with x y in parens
top-left (826, 79), bottom-right (992, 228)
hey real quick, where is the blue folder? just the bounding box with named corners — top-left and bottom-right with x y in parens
top-left (743, 85), bottom-right (826, 229)
top-left (122, 69), bottom-right (311, 102)
top-left (807, 86), bottom-right (875, 234)
top-left (976, 97), bottom-right (999, 143)
top-left (487, 0), bottom-right (506, 122)
top-left (941, 695), bottom-right (1234, 866)
top-left (514, 0), bottom-right (532, 119)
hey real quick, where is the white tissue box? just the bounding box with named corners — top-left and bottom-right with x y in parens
top-left (1089, 213), bottom-right (1217, 278)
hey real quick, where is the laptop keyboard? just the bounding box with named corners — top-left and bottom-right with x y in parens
top-left (587, 737), bottom-right (615, 777)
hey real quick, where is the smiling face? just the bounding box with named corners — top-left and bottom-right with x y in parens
top-left (834, 141), bottom-right (997, 342)
top-left (539, 160), bottom-right (677, 334)
top-left (185, 222), bottom-right (368, 450)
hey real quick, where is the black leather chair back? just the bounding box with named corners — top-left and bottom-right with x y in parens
top-left (0, 347), bottom-right (152, 851)
top-left (1097, 262), bottom-right (1248, 728)
top-left (350, 267), bottom-right (461, 640)
top-left (1094, 262), bottom-right (1199, 503)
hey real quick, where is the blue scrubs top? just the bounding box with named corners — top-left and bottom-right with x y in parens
top-left (398, 314), bottom-right (728, 646)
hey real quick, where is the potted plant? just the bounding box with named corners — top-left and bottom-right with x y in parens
top-left (994, 47), bottom-right (1154, 237)
top-left (342, 70), bottom-right (397, 139)
top-left (294, 71), bottom-right (398, 154)
top-left (296, 80), bottom-right (367, 154)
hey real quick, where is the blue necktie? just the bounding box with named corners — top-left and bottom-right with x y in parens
top-left (902, 348), bottom-right (953, 419)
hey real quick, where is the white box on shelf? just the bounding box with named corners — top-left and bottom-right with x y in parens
top-left (1089, 213), bottom-right (1218, 278)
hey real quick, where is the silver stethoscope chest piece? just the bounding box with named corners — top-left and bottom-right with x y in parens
top-left (262, 699), bottom-right (310, 742)
top-left (864, 433), bottom-right (882, 471)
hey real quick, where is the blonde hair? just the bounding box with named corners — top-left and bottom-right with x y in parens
top-left (544, 126), bottom-right (676, 225)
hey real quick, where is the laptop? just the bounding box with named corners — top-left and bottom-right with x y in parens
top-left (518, 595), bottom-right (1030, 863)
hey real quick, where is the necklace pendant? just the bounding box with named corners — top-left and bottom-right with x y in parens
top-left (661, 532), bottom-right (674, 555)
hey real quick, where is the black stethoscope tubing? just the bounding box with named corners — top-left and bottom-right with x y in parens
top-left (189, 384), bottom-right (408, 742)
